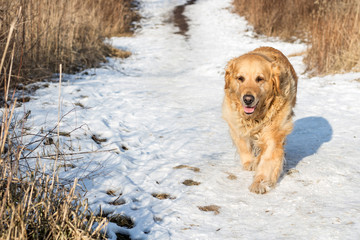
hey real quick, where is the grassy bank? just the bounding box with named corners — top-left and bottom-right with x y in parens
top-left (0, 45), bottom-right (108, 239)
top-left (233, 0), bottom-right (360, 75)
top-left (0, 0), bottom-right (138, 89)
top-left (0, 1), bottom-right (139, 238)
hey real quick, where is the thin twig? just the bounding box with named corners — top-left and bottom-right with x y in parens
top-left (22, 108), bottom-right (76, 159)
top-left (22, 148), bottom-right (118, 160)
top-left (0, 18), bottom-right (16, 81)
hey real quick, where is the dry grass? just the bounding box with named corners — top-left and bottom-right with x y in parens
top-left (305, 1), bottom-right (360, 74)
top-left (233, 0), bottom-right (360, 75)
top-left (0, 88), bottom-right (108, 237)
top-left (233, 0), bottom-right (314, 40)
top-left (0, 170), bottom-right (108, 239)
top-left (0, 1), bottom-right (139, 238)
top-left (0, 27), bottom-right (108, 239)
top-left (0, 0), bottom-right (138, 89)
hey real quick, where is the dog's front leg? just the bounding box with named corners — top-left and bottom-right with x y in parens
top-left (238, 137), bottom-right (256, 171)
top-left (229, 128), bottom-right (255, 170)
top-left (248, 137), bottom-right (285, 194)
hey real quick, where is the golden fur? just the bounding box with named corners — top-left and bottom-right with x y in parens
top-left (222, 47), bottom-right (297, 194)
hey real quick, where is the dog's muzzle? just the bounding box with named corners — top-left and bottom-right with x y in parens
top-left (242, 94), bottom-right (257, 114)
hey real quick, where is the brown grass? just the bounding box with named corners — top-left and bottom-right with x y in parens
top-left (305, 1), bottom-right (360, 74)
top-left (233, 0), bottom-right (360, 75)
top-left (0, 1), bottom-right (139, 238)
top-left (0, 27), bottom-right (108, 239)
top-left (0, 0), bottom-right (138, 88)
top-left (233, 0), bottom-right (314, 40)
top-left (1, 98), bottom-right (108, 238)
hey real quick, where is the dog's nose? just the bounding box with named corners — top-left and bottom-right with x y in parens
top-left (243, 95), bottom-right (255, 105)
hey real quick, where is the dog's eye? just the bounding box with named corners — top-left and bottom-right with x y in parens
top-left (237, 76), bottom-right (245, 82)
top-left (256, 76), bottom-right (264, 82)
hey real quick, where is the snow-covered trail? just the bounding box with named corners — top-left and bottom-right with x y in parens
top-left (20, 0), bottom-right (360, 239)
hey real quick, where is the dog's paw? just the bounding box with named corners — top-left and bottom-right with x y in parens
top-left (249, 176), bottom-right (273, 194)
top-left (249, 181), bottom-right (270, 194)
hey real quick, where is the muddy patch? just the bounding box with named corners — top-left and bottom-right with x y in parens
top-left (109, 214), bottom-right (135, 229)
top-left (198, 205), bottom-right (221, 215)
top-left (106, 189), bottom-right (117, 196)
top-left (174, 164), bottom-right (200, 172)
top-left (152, 193), bottom-right (176, 200)
top-left (226, 172), bottom-right (237, 180)
top-left (286, 168), bottom-right (299, 176)
top-left (172, 0), bottom-right (197, 37)
top-left (183, 179), bottom-right (201, 186)
top-left (109, 198), bottom-right (126, 206)
top-left (115, 233), bottom-right (131, 240)
top-left (91, 134), bottom-right (107, 144)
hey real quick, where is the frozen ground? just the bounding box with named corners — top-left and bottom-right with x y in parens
top-left (15, 0), bottom-right (360, 239)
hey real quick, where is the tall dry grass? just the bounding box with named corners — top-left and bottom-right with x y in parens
top-left (306, 0), bottom-right (360, 73)
top-left (0, 0), bottom-right (138, 88)
top-left (233, 0), bottom-right (314, 40)
top-left (0, 20), bottom-right (109, 239)
top-left (0, 1), bottom-right (139, 238)
top-left (233, 0), bottom-right (360, 75)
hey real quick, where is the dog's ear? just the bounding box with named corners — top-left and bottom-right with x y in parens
top-left (271, 63), bottom-right (281, 95)
top-left (225, 59), bottom-right (235, 90)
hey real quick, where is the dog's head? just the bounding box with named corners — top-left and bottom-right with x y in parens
top-left (224, 53), bottom-right (281, 117)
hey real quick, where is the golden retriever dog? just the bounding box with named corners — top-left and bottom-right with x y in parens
top-left (222, 47), bottom-right (297, 194)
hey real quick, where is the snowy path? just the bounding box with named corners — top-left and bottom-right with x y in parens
top-left (21, 0), bottom-right (360, 239)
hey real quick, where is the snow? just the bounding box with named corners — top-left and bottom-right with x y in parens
top-left (12, 0), bottom-right (360, 239)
